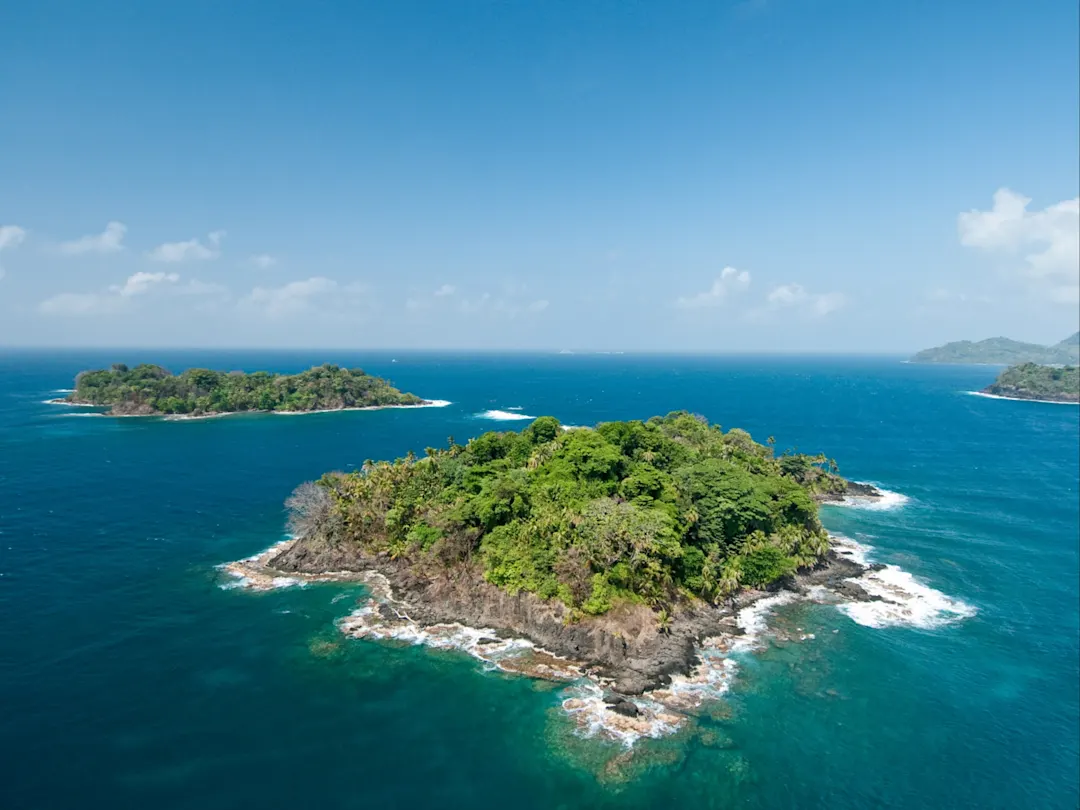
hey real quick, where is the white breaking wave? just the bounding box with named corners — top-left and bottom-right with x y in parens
top-left (341, 602), bottom-right (536, 661)
top-left (831, 535), bottom-right (976, 630)
top-left (43, 398), bottom-right (95, 406)
top-left (652, 592), bottom-right (798, 713)
top-left (834, 486), bottom-right (910, 511)
top-left (219, 575), bottom-right (305, 591)
top-left (839, 566), bottom-right (977, 629)
top-left (966, 391), bottom-right (1078, 406)
top-left (560, 682), bottom-right (685, 748)
top-left (476, 409), bottom-right (536, 421)
top-left (272, 399), bottom-right (452, 416)
top-left (53, 388), bottom-right (75, 393)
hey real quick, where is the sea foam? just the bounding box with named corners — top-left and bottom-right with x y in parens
top-left (831, 535), bottom-right (976, 629)
top-left (650, 592), bottom-right (797, 713)
top-left (832, 486), bottom-right (911, 510)
top-left (560, 682), bottom-right (685, 748)
top-left (966, 391), bottom-right (1078, 406)
top-left (476, 409), bottom-right (536, 421)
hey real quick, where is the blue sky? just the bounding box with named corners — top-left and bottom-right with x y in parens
top-left (1, 0), bottom-right (1077, 351)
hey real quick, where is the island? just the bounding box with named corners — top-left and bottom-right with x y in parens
top-left (979, 363), bottom-right (1079, 403)
top-left (910, 332), bottom-right (1079, 365)
top-left (60, 363), bottom-right (428, 416)
top-left (232, 411), bottom-right (884, 696)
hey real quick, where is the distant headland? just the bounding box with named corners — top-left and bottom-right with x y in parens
top-left (910, 332), bottom-right (1079, 365)
top-left (54, 363), bottom-right (436, 417)
top-left (976, 363), bottom-right (1079, 404)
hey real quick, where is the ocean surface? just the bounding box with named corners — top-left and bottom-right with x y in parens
top-left (1, 351), bottom-right (1077, 809)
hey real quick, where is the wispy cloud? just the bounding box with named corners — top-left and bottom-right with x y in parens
top-left (434, 284), bottom-right (456, 297)
top-left (959, 188), bottom-right (1080, 304)
top-left (242, 277), bottom-right (351, 317)
top-left (39, 271), bottom-right (223, 315)
top-left (58, 221), bottom-right (126, 255)
top-left (148, 230), bottom-right (226, 263)
top-left (0, 224), bottom-right (27, 280)
top-left (110, 271), bottom-right (179, 297)
top-left (675, 267), bottom-right (751, 308)
top-left (249, 253), bottom-right (277, 269)
top-left (748, 283), bottom-right (847, 321)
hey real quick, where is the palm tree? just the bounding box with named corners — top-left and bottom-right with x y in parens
top-left (718, 560), bottom-right (743, 598)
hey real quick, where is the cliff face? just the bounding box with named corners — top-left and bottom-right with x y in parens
top-left (271, 537), bottom-right (713, 693)
top-left (269, 535), bottom-right (872, 694)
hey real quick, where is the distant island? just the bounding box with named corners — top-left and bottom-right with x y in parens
top-left (979, 363), bottom-right (1079, 404)
top-left (231, 412), bottom-right (884, 695)
top-left (910, 332), bottom-right (1079, 365)
top-left (60, 363), bottom-right (429, 416)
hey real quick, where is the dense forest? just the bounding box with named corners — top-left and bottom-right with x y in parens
top-left (983, 363), bottom-right (1080, 403)
top-left (67, 363), bottom-right (424, 415)
top-left (288, 412), bottom-right (860, 617)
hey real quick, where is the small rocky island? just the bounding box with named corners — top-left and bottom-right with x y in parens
top-left (61, 362), bottom-right (428, 416)
top-left (235, 412), bottom-right (885, 696)
top-left (980, 362), bottom-right (1080, 403)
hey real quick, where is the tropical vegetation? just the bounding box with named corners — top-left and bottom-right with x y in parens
top-left (68, 363), bottom-right (424, 415)
top-left (983, 362), bottom-right (1079, 402)
top-left (289, 412), bottom-right (858, 617)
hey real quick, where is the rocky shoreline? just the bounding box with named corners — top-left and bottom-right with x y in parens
top-left (219, 481), bottom-right (981, 747)
top-left (225, 527), bottom-right (883, 699)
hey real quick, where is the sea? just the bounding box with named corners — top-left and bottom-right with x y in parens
top-left (1, 351), bottom-right (1077, 809)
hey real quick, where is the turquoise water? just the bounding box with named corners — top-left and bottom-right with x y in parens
top-left (1, 351), bottom-right (1077, 808)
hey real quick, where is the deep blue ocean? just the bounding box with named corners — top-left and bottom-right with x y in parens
top-left (1, 351), bottom-right (1077, 809)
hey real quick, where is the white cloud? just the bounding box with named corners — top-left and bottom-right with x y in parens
top-left (959, 188), bottom-right (1080, 304)
top-left (249, 253), bottom-right (277, 269)
top-left (750, 283), bottom-right (847, 320)
top-left (434, 284), bottom-right (456, 297)
top-left (0, 224), bottom-right (27, 280)
top-left (675, 267), bottom-right (751, 308)
top-left (39, 271), bottom-right (223, 315)
top-left (58, 221), bottom-right (126, 255)
top-left (148, 229), bottom-right (226, 263)
top-left (527, 299), bottom-right (549, 312)
top-left (110, 271), bottom-right (179, 297)
top-left (244, 277), bottom-right (340, 317)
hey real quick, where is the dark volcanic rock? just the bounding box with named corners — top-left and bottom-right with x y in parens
top-left (832, 581), bottom-right (880, 602)
top-left (815, 479), bottom-right (883, 505)
top-left (607, 701), bottom-right (641, 718)
top-left (268, 532), bottom-right (875, 694)
top-left (844, 481), bottom-right (882, 498)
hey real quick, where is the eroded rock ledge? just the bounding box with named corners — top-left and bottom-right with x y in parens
top-left (258, 536), bottom-right (879, 695)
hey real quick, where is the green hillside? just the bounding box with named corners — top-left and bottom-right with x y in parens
top-left (911, 333), bottom-right (1080, 365)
